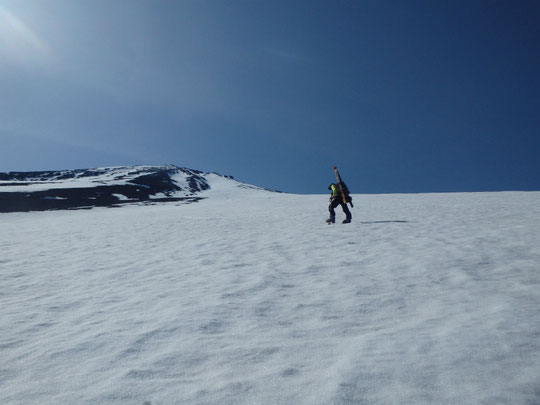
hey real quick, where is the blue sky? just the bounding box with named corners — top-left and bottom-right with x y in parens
top-left (1, 0), bottom-right (539, 193)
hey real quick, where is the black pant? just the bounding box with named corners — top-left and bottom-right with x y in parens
top-left (329, 197), bottom-right (351, 220)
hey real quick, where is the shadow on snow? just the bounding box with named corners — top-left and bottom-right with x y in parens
top-left (359, 220), bottom-right (409, 224)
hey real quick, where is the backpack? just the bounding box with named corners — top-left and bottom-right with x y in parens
top-left (340, 182), bottom-right (352, 203)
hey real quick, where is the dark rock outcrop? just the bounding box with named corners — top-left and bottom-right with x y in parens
top-left (0, 166), bottom-right (211, 213)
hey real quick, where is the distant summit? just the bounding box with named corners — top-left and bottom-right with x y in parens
top-left (0, 165), bottom-right (267, 213)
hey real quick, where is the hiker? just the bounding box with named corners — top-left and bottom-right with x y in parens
top-left (326, 183), bottom-right (352, 224)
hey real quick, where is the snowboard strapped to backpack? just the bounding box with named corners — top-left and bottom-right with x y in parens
top-left (333, 166), bottom-right (354, 208)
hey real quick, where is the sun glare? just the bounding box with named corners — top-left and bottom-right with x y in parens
top-left (0, 5), bottom-right (50, 64)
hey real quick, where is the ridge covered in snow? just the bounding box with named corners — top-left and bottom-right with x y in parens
top-left (0, 165), bottom-right (272, 212)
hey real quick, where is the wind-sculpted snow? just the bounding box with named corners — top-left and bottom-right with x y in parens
top-left (0, 166), bottom-right (250, 212)
top-left (1, 190), bottom-right (540, 404)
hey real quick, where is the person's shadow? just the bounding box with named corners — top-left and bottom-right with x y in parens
top-left (359, 220), bottom-right (409, 224)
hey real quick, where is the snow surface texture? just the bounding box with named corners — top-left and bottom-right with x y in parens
top-left (1, 182), bottom-right (540, 404)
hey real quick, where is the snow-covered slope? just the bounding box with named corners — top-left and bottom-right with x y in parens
top-left (0, 165), bottom-right (267, 213)
top-left (1, 188), bottom-right (540, 404)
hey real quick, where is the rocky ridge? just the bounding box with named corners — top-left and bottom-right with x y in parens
top-left (0, 165), bottom-right (233, 213)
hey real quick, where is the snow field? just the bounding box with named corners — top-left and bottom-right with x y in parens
top-left (1, 190), bottom-right (540, 404)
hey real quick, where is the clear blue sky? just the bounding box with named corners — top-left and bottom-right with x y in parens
top-left (1, 0), bottom-right (539, 193)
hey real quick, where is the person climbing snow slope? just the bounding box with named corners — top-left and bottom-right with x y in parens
top-left (326, 182), bottom-right (352, 224)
